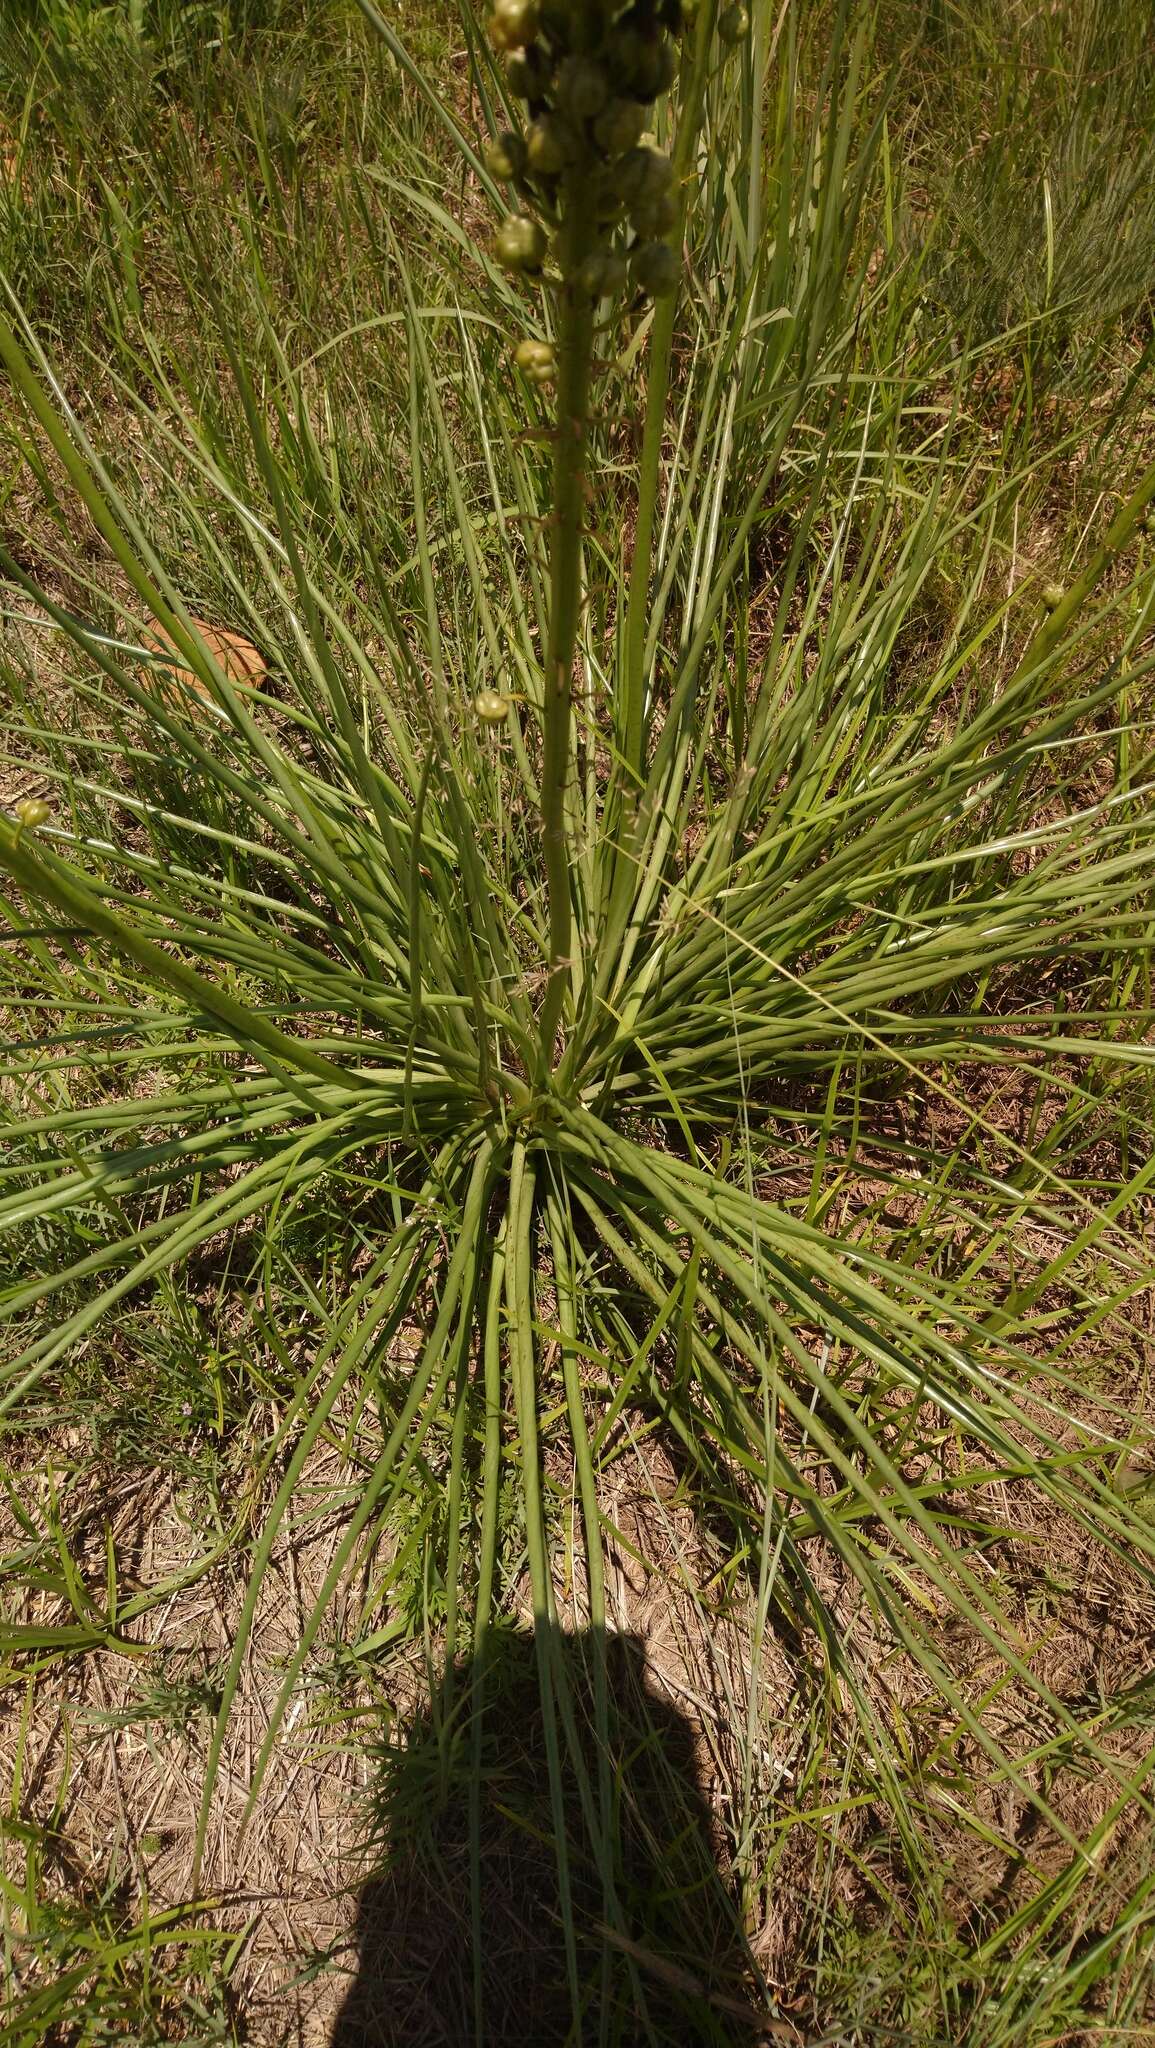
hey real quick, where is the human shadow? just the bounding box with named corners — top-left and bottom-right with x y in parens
top-left (330, 1624), bottom-right (767, 2046)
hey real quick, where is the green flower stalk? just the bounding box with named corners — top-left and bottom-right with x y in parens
top-left (486, 0), bottom-right (691, 1076)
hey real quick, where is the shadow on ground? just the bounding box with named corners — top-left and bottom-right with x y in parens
top-left (330, 1624), bottom-right (766, 2046)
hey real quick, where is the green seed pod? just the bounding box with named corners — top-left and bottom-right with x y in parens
top-left (475, 689), bottom-right (512, 724)
top-left (1143, 507), bottom-right (1155, 533)
top-left (525, 113), bottom-right (572, 176)
top-left (717, 3), bottom-right (749, 42)
top-left (1041, 582), bottom-right (1064, 612)
top-left (489, 0), bottom-right (541, 51)
top-left (555, 54), bottom-right (609, 119)
top-left (629, 188), bottom-right (678, 237)
top-left (506, 42), bottom-right (553, 98)
top-left (612, 26), bottom-right (675, 101)
top-left (639, 36), bottom-right (678, 97)
top-left (617, 145), bottom-right (672, 208)
top-left (514, 336), bottom-right (557, 383)
top-left (578, 247), bottom-right (628, 297)
top-left (495, 213), bottom-right (548, 273)
top-left (631, 239), bottom-right (679, 297)
top-left (608, 25), bottom-right (645, 89)
top-left (592, 97), bottom-right (646, 157)
top-left (484, 129), bottom-right (527, 180)
top-left (592, 167), bottom-right (627, 223)
top-left (12, 797), bottom-right (51, 830)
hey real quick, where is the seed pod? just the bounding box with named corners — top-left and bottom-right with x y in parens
top-left (612, 26), bottom-right (675, 101)
top-left (717, 3), bottom-right (749, 41)
top-left (484, 129), bottom-right (527, 180)
top-left (489, 0), bottom-right (541, 51)
top-left (637, 36), bottom-right (677, 98)
top-left (617, 145), bottom-right (672, 208)
top-left (609, 25), bottom-right (645, 88)
top-left (12, 797), bottom-right (51, 830)
top-left (629, 187), bottom-right (677, 237)
top-left (525, 113), bottom-right (572, 176)
top-left (514, 336), bottom-right (557, 383)
top-left (1041, 582), bottom-right (1064, 611)
top-left (631, 239), bottom-right (679, 297)
top-left (506, 42), bottom-right (553, 97)
top-left (578, 247), bottom-right (628, 297)
top-left (592, 168), bottom-right (627, 223)
top-left (593, 97), bottom-right (646, 157)
top-left (495, 213), bottom-right (548, 272)
top-left (475, 689), bottom-right (512, 724)
top-left (555, 54), bottom-right (609, 120)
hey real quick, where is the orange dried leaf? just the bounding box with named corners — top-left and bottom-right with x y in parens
top-left (140, 620), bottom-right (266, 718)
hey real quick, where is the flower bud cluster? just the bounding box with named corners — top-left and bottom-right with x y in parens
top-left (486, 0), bottom-right (695, 358)
top-left (12, 798), bottom-right (52, 831)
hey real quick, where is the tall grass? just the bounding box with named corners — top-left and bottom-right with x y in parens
top-left (2, 0), bottom-right (1154, 2038)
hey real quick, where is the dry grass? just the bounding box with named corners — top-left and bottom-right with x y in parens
top-left (2, 1430), bottom-right (781, 2044)
top-left (7, 1269), bottom-right (1152, 2041)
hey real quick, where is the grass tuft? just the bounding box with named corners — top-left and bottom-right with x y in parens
top-left (2, 1), bottom-right (1154, 2040)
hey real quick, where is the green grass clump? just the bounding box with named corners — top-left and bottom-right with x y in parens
top-left (2, 0), bottom-right (1155, 2041)
top-left (2, 1808), bottom-right (239, 2048)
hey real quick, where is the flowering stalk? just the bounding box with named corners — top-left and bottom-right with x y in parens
top-left (536, 183), bottom-right (598, 1074)
top-left (485, 0), bottom-right (695, 1079)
